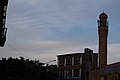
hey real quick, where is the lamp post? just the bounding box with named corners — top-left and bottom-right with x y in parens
top-left (43, 60), bottom-right (56, 72)
top-left (44, 59), bottom-right (56, 66)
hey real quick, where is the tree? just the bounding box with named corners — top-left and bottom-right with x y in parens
top-left (0, 57), bottom-right (58, 80)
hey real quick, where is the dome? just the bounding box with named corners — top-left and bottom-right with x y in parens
top-left (99, 12), bottom-right (108, 19)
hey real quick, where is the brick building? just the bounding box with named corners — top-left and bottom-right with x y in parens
top-left (90, 62), bottom-right (120, 80)
top-left (57, 48), bottom-right (98, 80)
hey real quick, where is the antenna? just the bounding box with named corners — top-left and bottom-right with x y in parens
top-left (103, 10), bottom-right (104, 13)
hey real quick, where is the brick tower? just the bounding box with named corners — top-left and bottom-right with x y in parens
top-left (98, 12), bottom-right (108, 67)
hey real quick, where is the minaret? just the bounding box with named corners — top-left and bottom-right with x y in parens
top-left (98, 12), bottom-right (108, 67)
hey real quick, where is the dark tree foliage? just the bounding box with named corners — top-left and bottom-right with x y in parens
top-left (0, 57), bottom-right (58, 80)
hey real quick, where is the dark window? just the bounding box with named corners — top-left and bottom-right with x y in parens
top-left (66, 57), bottom-right (72, 66)
top-left (59, 57), bottom-right (64, 66)
top-left (74, 69), bottom-right (80, 77)
top-left (74, 56), bottom-right (80, 65)
top-left (115, 76), bottom-right (117, 80)
top-left (65, 69), bottom-right (72, 78)
top-left (68, 69), bottom-right (72, 77)
top-left (86, 71), bottom-right (89, 80)
top-left (59, 70), bottom-right (64, 78)
top-left (118, 73), bottom-right (120, 80)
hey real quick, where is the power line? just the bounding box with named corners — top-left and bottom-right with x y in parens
top-left (6, 43), bottom-right (29, 59)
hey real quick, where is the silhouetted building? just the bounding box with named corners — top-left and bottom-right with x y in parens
top-left (57, 48), bottom-right (98, 80)
top-left (0, 0), bottom-right (8, 47)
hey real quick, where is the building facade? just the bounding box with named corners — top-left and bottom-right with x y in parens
top-left (57, 48), bottom-right (98, 80)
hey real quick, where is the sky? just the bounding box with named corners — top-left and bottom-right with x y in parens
top-left (0, 0), bottom-right (120, 64)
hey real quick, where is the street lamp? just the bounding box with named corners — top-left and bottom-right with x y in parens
top-left (44, 60), bottom-right (56, 66)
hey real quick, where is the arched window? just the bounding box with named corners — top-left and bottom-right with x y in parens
top-left (100, 76), bottom-right (106, 80)
top-left (86, 71), bottom-right (89, 80)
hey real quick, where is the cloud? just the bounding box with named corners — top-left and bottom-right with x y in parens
top-left (1, 0), bottom-right (120, 64)
top-left (0, 40), bottom-right (86, 62)
top-left (1, 40), bottom-right (119, 64)
top-left (108, 44), bottom-right (120, 64)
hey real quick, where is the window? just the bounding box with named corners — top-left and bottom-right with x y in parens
top-left (100, 76), bottom-right (106, 80)
top-left (4, 6), bottom-right (7, 11)
top-left (113, 74), bottom-right (119, 80)
top-left (65, 69), bottom-right (72, 78)
top-left (58, 57), bottom-right (64, 66)
top-left (3, 18), bottom-right (5, 24)
top-left (119, 73), bottom-right (120, 80)
top-left (66, 57), bottom-right (72, 66)
top-left (59, 70), bottom-right (64, 78)
top-left (68, 69), bottom-right (72, 77)
top-left (74, 69), bottom-right (80, 77)
top-left (74, 56), bottom-right (80, 65)
top-left (86, 71), bottom-right (89, 80)
top-left (3, 12), bottom-right (6, 16)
